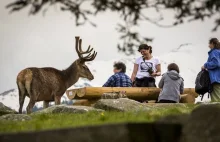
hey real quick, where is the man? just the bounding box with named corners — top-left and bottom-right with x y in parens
top-left (103, 62), bottom-right (132, 87)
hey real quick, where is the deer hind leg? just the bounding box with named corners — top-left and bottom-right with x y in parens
top-left (26, 98), bottom-right (36, 114)
top-left (17, 82), bottom-right (26, 114)
top-left (25, 80), bottom-right (36, 114)
top-left (43, 101), bottom-right (49, 109)
top-left (54, 96), bottom-right (61, 105)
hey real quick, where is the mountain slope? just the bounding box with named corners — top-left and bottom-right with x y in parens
top-left (0, 43), bottom-right (210, 111)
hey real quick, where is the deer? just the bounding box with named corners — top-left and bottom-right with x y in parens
top-left (16, 36), bottom-right (97, 114)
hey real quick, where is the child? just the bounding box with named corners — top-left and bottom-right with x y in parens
top-left (157, 63), bottom-right (184, 103)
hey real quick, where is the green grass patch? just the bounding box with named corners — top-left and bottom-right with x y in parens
top-left (0, 104), bottom-right (196, 133)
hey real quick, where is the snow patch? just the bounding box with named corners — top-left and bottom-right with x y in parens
top-left (0, 43), bottom-right (211, 110)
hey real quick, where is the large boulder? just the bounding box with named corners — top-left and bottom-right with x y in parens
top-left (180, 104), bottom-right (220, 142)
top-left (93, 98), bottom-right (151, 112)
top-left (0, 114), bottom-right (31, 121)
top-left (33, 104), bottom-right (104, 114)
top-left (0, 102), bottom-right (17, 116)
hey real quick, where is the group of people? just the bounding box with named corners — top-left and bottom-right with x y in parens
top-left (103, 37), bottom-right (220, 103)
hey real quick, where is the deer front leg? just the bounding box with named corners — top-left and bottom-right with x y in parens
top-left (54, 96), bottom-right (61, 105)
top-left (43, 101), bottom-right (49, 109)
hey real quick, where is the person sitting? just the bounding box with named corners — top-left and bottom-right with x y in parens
top-left (131, 44), bottom-right (161, 87)
top-left (157, 63), bottom-right (184, 103)
top-left (103, 62), bottom-right (132, 87)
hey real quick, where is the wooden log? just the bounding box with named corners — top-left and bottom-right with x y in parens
top-left (180, 94), bottom-right (195, 104)
top-left (72, 99), bottom-right (99, 106)
top-left (66, 87), bottom-right (198, 101)
top-left (71, 94), bottom-right (195, 107)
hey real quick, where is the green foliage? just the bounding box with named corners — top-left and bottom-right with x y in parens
top-left (5, 0), bottom-right (220, 55)
top-left (0, 104), bottom-right (196, 133)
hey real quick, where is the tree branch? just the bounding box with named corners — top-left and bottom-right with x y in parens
top-left (5, 0), bottom-right (220, 55)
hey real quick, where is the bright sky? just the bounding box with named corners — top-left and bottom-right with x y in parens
top-left (0, 0), bottom-right (220, 93)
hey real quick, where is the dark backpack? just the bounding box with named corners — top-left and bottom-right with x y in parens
top-left (195, 70), bottom-right (211, 100)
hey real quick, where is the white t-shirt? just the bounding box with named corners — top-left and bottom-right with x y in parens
top-left (135, 56), bottom-right (160, 79)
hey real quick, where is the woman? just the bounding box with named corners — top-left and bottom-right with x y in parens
top-left (131, 44), bottom-right (161, 87)
top-left (202, 38), bottom-right (220, 102)
top-left (158, 63), bottom-right (184, 103)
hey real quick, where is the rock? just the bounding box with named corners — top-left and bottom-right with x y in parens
top-left (143, 103), bottom-right (187, 109)
top-left (93, 98), bottom-right (151, 112)
top-left (33, 105), bottom-right (104, 114)
top-left (0, 114), bottom-right (31, 121)
top-left (180, 104), bottom-right (220, 142)
top-left (0, 102), bottom-right (18, 116)
top-left (0, 122), bottom-right (181, 142)
top-left (196, 102), bottom-right (220, 105)
top-left (153, 123), bottom-right (182, 142)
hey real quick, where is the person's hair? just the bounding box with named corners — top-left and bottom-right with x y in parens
top-left (138, 44), bottom-right (152, 54)
top-left (113, 62), bottom-right (126, 73)
top-left (167, 63), bottom-right (180, 73)
top-left (209, 38), bottom-right (220, 49)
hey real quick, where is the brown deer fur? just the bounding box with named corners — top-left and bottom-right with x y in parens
top-left (16, 36), bottom-right (97, 114)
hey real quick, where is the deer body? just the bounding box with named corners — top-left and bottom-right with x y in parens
top-left (17, 37), bottom-right (97, 114)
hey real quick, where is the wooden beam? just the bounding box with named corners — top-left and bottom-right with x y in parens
top-left (72, 99), bottom-right (99, 106)
top-left (66, 87), bottom-right (198, 101)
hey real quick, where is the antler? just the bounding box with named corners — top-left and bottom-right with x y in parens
top-left (75, 36), bottom-right (97, 62)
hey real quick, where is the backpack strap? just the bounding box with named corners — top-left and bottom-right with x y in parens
top-left (200, 94), bottom-right (204, 101)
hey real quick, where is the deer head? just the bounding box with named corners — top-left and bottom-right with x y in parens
top-left (75, 36), bottom-right (97, 80)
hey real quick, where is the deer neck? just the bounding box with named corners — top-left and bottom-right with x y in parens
top-left (62, 61), bottom-right (80, 89)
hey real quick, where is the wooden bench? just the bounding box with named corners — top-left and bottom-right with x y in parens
top-left (66, 87), bottom-right (198, 105)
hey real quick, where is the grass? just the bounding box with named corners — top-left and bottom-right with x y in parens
top-left (0, 104), bottom-right (197, 134)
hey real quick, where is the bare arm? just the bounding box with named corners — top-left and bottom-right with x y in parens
top-left (151, 64), bottom-right (161, 77)
top-left (131, 64), bottom-right (138, 82)
top-left (156, 64), bottom-right (161, 76)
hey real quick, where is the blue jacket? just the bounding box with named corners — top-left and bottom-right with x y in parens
top-left (204, 48), bottom-right (220, 84)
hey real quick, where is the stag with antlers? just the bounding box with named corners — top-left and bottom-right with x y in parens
top-left (16, 36), bottom-right (97, 114)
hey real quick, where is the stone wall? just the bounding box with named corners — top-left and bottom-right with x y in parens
top-left (0, 122), bottom-right (181, 142)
